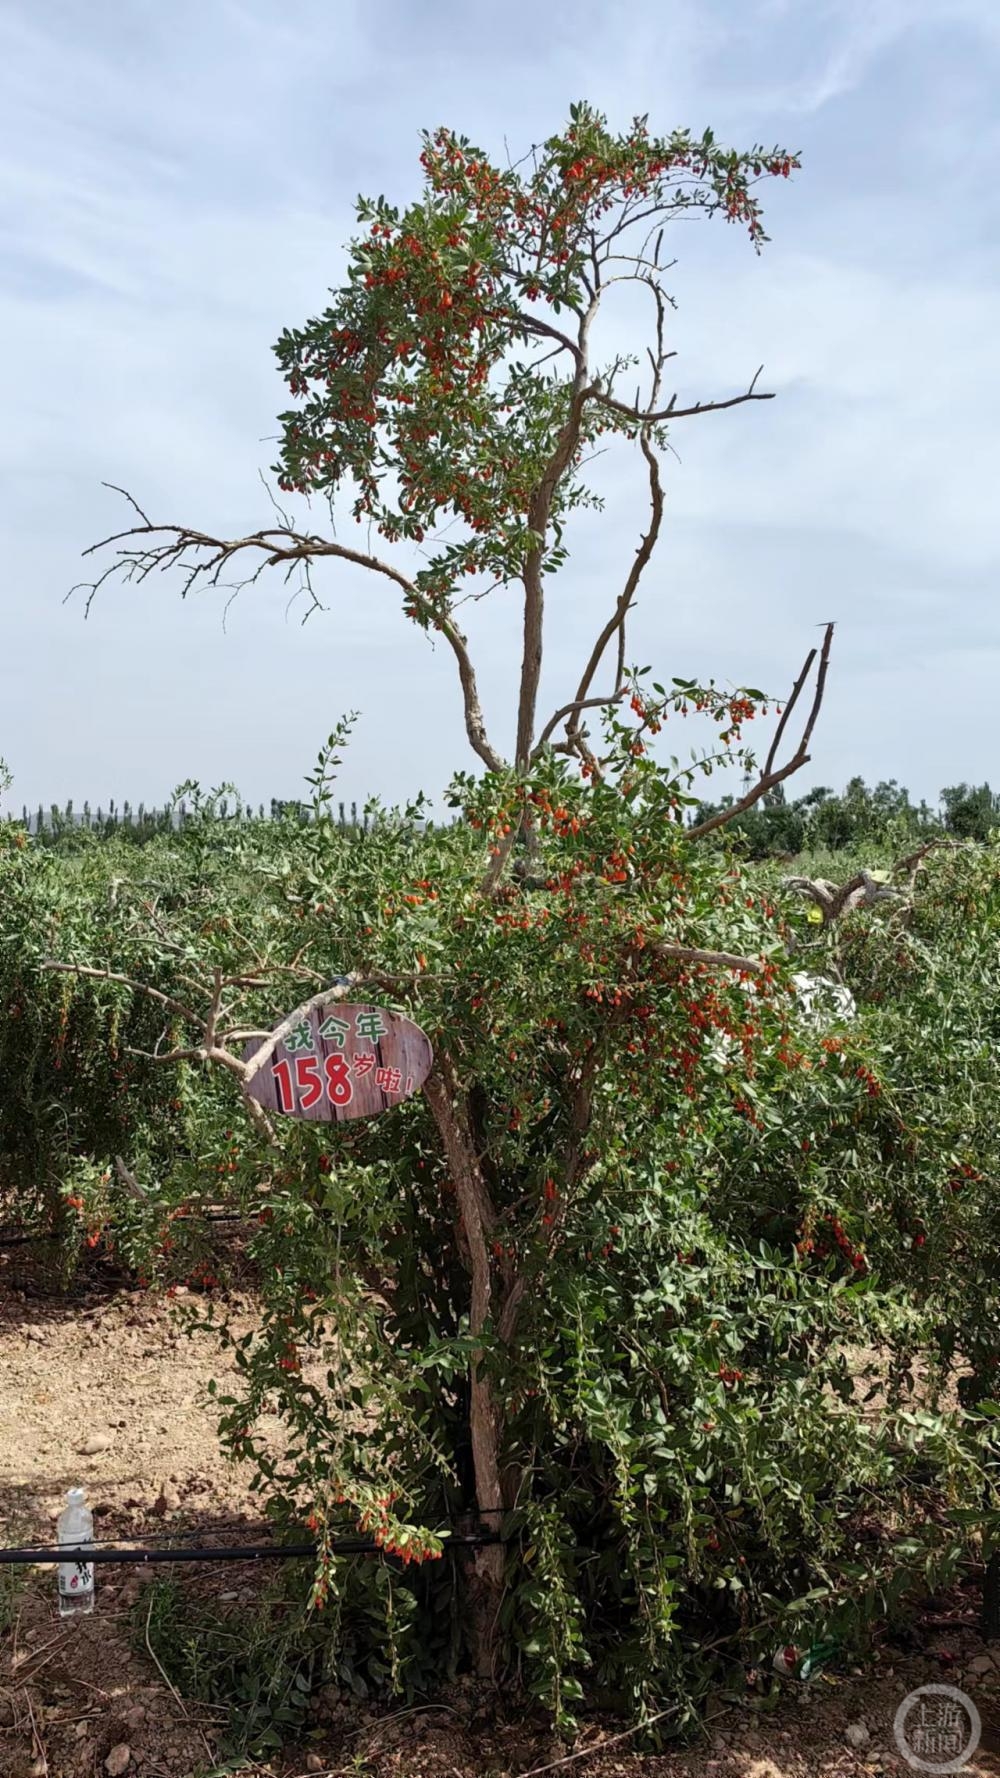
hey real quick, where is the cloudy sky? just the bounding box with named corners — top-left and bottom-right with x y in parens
top-left (1, 0), bottom-right (997, 817)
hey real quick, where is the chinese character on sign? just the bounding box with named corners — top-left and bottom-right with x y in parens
top-left (245, 999), bottom-right (434, 1124)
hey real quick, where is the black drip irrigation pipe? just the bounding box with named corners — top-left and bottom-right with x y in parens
top-left (0, 1209), bottom-right (245, 1249)
top-left (0, 1532), bottom-right (504, 1568)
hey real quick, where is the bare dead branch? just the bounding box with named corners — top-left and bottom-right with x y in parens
top-left (540, 282), bottom-right (668, 766)
top-left (688, 623), bottom-right (835, 841)
top-left (561, 431), bottom-right (663, 753)
top-left (101, 481), bottom-right (152, 526)
top-left (762, 645), bottom-right (817, 779)
top-left (894, 836), bottom-right (966, 878)
top-left (785, 837), bottom-right (968, 928)
top-left (588, 369), bottom-right (772, 427)
top-left (76, 504), bottom-right (504, 774)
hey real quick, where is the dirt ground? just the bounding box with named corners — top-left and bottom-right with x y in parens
top-left (4, 1256), bottom-right (1000, 1778)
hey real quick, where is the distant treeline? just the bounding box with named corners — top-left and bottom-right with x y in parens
top-left (8, 777), bottom-right (1000, 859)
top-left (691, 778), bottom-right (1000, 859)
top-left (10, 798), bottom-right (380, 847)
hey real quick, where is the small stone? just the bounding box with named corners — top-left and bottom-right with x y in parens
top-left (75, 1720), bottom-right (90, 1739)
top-left (306, 1758), bottom-right (324, 1773)
top-left (969, 1653), bottom-right (995, 1675)
top-left (218, 1591), bottom-right (238, 1602)
top-left (846, 1721), bottom-right (870, 1749)
top-left (80, 1432), bottom-right (112, 1455)
top-left (105, 1747), bottom-right (131, 1777)
top-left (124, 1706), bottom-right (146, 1731)
top-left (25, 1325), bottom-right (46, 1342)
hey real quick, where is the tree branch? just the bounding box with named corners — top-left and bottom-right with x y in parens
top-left (241, 972), bottom-right (437, 1081)
top-left (508, 309), bottom-right (584, 366)
top-left (688, 623), bottom-right (834, 841)
top-left (516, 381), bottom-right (595, 768)
top-left (653, 943), bottom-right (765, 973)
top-left (422, 1056), bottom-right (507, 1573)
top-left (76, 501), bottom-right (503, 774)
top-left (546, 281), bottom-right (668, 765)
top-left (533, 689), bottom-right (629, 758)
top-left (785, 837), bottom-right (968, 929)
top-left (39, 961), bottom-right (202, 1028)
top-left (587, 366), bottom-right (772, 426)
top-left (561, 430), bottom-right (664, 756)
top-left (513, 280), bottom-right (608, 772)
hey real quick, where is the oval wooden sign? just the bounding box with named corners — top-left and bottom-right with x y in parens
top-left (243, 1001), bottom-right (433, 1123)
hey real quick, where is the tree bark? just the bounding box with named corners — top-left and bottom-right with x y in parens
top-left (423, 1059), bottom-right (507, 1676)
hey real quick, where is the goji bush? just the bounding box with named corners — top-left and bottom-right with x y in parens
top-left (4, 101), bottom-right (994, 1730)
top-left (3, 757), bottom-right (997, 1723)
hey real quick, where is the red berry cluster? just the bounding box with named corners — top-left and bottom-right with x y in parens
top-left (798, 1215), bottom-right (866, 1272)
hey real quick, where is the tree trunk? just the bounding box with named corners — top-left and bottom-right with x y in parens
top-left (424, 1061), bottom-right (508, 1676)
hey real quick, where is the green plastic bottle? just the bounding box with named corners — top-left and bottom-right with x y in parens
top-left (772, 1639), bottom-right (838, 1680)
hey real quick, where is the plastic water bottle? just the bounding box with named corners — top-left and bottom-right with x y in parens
top-left (772, 1639), bottom-right (838, 1680)
top-left (57, 1487), bottom-right (95, 1617)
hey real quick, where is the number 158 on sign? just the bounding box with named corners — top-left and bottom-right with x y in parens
top-left (272, 1053), bottom-right (353, 1113)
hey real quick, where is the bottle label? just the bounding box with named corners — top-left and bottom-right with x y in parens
top-left (58, 1561), bottom-right (94, 1596)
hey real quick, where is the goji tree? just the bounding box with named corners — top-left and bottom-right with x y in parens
top-left (63, 106), bottom-right (997, 1721)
